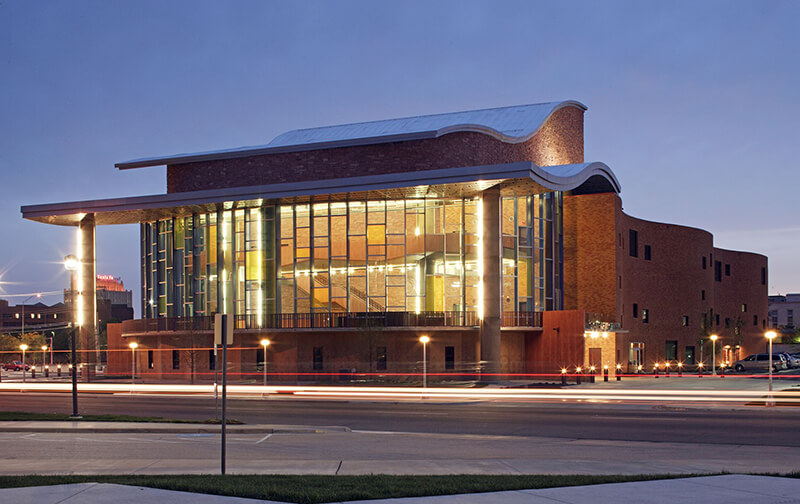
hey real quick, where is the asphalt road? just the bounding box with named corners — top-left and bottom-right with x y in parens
top-left (2, 392), bottom-right (800, 447)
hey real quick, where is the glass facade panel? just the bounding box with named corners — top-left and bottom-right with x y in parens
top-left (140, 193), bottom-right (563, 326)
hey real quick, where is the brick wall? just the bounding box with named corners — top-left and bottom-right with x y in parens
top-left (166, 107), bottom-right (585, 193)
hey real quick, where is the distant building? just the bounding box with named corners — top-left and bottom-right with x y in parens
top-left (768, 293), bottom-right (800, 335)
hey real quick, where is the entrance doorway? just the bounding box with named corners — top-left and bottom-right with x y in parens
top-left (629, 342), bottom-right (644, 373)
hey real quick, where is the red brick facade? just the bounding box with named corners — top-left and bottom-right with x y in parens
top-left (166, 107), bottom-right (585, 193)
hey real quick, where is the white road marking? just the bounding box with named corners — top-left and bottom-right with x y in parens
top-left (256, 433), bottom-right (273, 444)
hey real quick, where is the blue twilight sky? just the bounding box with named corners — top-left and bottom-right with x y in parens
top-left (0, 0), bottom-right (798, 316)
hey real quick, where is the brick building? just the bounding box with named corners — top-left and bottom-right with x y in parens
top-left (22, 101), bottom-right (768, 380)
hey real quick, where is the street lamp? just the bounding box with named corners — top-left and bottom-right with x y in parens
top-left (20, 293), bottom-right (41, 344)
top-left (41, 345), bottom-right (48, 369)
top-left (710, 334), bottom-right (719, 376)
top-left (129, 342), bottom-right (138, 389)
top-left (19, 344), bottom-right (28, 382)
top-left (64, 255), bottom-right (80, 418)
top-left (766, 330), bottom-right (777, 407)
top-left (419, 335), bottom-right (430, 389)
top-left (49, 331), bottom-right (55, 366)
top-left (260, 339), bottom-right (270, 387)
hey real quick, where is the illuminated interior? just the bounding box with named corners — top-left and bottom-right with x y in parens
top-left (141, 194), bottom-right (563, 324)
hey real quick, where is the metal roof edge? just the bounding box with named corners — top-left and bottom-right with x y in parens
top-left (115, 100), bottom-right (588, 170)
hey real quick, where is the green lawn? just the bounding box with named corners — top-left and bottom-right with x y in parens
top-left (0, 474), bottom-right (713, 503)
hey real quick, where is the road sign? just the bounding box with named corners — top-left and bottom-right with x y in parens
top-left (214, 314), bottom-right (234, 345)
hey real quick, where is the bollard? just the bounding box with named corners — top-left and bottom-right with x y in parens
top-left (603, 365), bottom-right (609, 382)
top-left (576, 367), bottom-right (582, 385)
top-left (653, 364), bottom-right (659, 378)
top-left (57, 364), bottom-right (62, 377)
top-left (561, 368), bottom-right (567, 386)
top-left (665, 362), bottom-right (670, 377)
top-left (720, 364), bottom-right (725, 378)
top-left (31, 366), bottom-right (36, 379)
top-left (697, 363), bottom-right (704, 377)
top-left (69, 364), bottom-right (73, 377)
top-left (589, 366), bottom-right (596, 383)
top-left (45, 365), bottom-right (49, 378)
top-left (616, 364), bottom-right (622, 381)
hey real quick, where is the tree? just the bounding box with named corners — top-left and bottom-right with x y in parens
top-left (174, 321), bottom-right (205, 384)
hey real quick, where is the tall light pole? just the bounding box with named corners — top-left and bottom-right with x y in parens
top-left (419, 335), bottom-right (430, 389)
top-left (766, 330), bottom-right (777, 407)
top-left (260, 339), bottom-right (270, 387)
top-left (129, 342), bottom-right (138, 391)
top-left (20, 293), bottom-right (41, 349)
top-left (64, 255), bottom-right (80, 418)
top-left (49, 331), bottom-right (55, 366)
top-left (710, 334), bottom-right (718, 376)
top-left (19, 344), bottom-right (28, 382)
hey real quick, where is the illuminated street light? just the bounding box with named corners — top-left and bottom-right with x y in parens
top-left (419, 335), bottom-right (430, 389)
top-left (19, 344), bottom-right (28, 382)
top-left (129, 342), bottom-right (138, 389)
top-left (20, 293), bottom-right (41, 355)
top-left (260, 339), bottom-right (271, 387)
top-left (766, 331), bottom-right (778, 407)
top-left (64, 255), bottom-right (80, 418)
top-left (710, 334), bottom-right (719, 376)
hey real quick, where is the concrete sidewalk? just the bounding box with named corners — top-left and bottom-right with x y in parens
top-left (2, 475), bottom-right (799, 503)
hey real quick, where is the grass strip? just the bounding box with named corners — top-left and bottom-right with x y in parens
top-left (0, 411), bottom-right (242, 424)
top-left (0, 474), bottom-right (723, 503)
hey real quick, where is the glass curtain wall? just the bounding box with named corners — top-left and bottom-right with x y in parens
top-left (141, 194), bottom-right (562, 324)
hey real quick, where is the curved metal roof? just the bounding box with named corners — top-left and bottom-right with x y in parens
top-left (116, 101), bottom-right (586, 170)
top-left (269, 100), bottom-right (586, 147)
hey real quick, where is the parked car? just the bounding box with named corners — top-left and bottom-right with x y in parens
top-left (3, 360), bottom-right (30, 371)
top-left (781, 352), bottom-right (800, 369)
top-left (733, 353), bottom-right (786, 373)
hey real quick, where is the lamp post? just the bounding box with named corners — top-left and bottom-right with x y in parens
top-left (64, 255), bottom-right (80, 418)
top-left (419, 335), bottom-right (430, 389)
top-left (20, 293), bottom-right (41, 346)
top-left (49, 331), bottom-right (55, 366)
top-left (766, 330), bottom-right (777, 407)
top-left (19, 344), bottom-right (28, 382)
top-left (260, 339), bottom-right (270, 387)
top-left (129, 342), bottom-right (138, 389)
top-left (710, 334), bottom-right (718, 376)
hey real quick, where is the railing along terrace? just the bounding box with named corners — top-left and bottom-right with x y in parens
top-left (122, 311), bottom-right (481, 333)
top-left (502, 311), bottom-right (542, 328)
top-left (585, 312), bottom-right (621, 332)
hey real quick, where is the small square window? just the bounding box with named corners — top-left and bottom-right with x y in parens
top-left (702, 257), bottom-right (707, 269)
top-left (701, 290), bottom-right (706, 300)
top-left (682, 316), bottom-right (689, 327)
top-left (715, 314), bottom-right (720, 326)
top-left (725, 264), bottom-right (731, 276)
top-left (724, 317), bottom-right (730, 328)
top-left (642, 309), bottom-right (649, 323)
top-left (753, 315), bottom-right (758, 326)
top-left (741, 304), bottom-right (747, 313)
top-left (633, 303), bottom-right (639, 318)
top-left (644, 245), bottom-right (652, 261)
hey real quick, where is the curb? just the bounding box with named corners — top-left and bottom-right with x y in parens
top-left (0, 422), bottom-right (351, 434)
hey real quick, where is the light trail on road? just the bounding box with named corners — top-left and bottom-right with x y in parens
top-left (1, 382), bottom-right (798, 405)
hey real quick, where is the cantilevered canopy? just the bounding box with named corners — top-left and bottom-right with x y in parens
top-left (116, 101), bottom-right (587, 170)
top-left (22, 161), bottom-right (619, 227)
